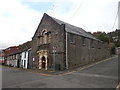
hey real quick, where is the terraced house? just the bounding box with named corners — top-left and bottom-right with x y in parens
top-left (3, 41), bottom-right (32, 69)
top-left (31, 13), bottom-right (110, 71)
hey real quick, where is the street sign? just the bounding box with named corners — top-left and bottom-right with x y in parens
top-left (53, 46), bottom-right (57, 53)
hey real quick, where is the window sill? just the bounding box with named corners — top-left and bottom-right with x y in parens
top-left (82, 44), bottom-right (86, 46)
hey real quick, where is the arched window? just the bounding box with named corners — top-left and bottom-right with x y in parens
top-left (48, 33), bottom-right (51, 43)
top-left (39, 29), bottom-right (51, 44)
top-left (41, 30), bottom-right (47, 44)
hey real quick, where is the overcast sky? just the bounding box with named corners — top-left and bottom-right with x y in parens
top-left (0, 0), bottom-right (119, 49)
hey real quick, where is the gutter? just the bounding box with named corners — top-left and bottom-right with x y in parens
top-left (66, 31), bottom-right (68, 69)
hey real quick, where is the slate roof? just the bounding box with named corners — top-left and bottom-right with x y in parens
top-left (18, 41), bottom-right (32, 52)
top-left (46, 13), bottom-right (100, 41)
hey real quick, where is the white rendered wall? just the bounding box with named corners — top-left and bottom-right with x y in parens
top-left (21, 51), bottom-right (28, 69)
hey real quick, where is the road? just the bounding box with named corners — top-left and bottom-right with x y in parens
top-left (2, 56), bottom-right (118, 88)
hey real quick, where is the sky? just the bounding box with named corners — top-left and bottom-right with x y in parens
top-left (0, 0), bottom-right (119, 49)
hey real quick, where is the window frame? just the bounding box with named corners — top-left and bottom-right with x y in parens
top-left (82, 36), bottom-right (86, 46)
top-left (39, 29), bottom-right (51, 45)
top-left (91, 39), bottom-right (94, 48)
top-left (98, 41), bottom-right (101, 49)
top-left (24, 52), bottom-right (26, 58)
top-left (69, 33), bottom-right (75, 44)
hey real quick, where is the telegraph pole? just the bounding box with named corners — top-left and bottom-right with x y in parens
top-left (118, 1), bottom-right (120, 84)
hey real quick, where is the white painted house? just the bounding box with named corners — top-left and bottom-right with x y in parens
top-left (21, 51), bottom-right (28, 69)
top-left (21, 49), bottom-right (31, 69)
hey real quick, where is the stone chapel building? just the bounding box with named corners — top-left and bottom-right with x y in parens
top-left (31, 13), bottom-right (110, 71)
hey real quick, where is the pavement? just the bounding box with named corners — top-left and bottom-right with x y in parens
top-left (2, 55), bottom-right (118, 88)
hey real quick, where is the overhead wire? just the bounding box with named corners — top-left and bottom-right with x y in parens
top-left (69, 0), bottom-right (85, 23)
top-left (112, 1), bottom-right (119, 31)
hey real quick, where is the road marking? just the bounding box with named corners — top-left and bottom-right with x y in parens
top-left (39, 73), bottom-right (55, 76)
top-left (58, 71), bottom-right (76, 76)
top-left (57, 55), bottom-right (118, 76)
top-left (77, 56), bottom-right (118, 72)
top-left (73, 73), bottom-right (118, 80)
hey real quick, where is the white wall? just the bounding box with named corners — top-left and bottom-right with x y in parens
top-left (6, 57), bottom-right (10, 65)
top-left (13, 54), bottom-right (18, 67)
top-left (21, 51), bottom-right (28, 69)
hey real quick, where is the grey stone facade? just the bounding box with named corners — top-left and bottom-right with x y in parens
top-left (31, 13), bottom-right (110, 71)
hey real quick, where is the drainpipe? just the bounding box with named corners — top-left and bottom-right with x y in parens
top-left (66, 31), bottom-right (68, 69)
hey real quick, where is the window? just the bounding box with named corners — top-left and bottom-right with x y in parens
top-left (14, 55), bottom-right (16, 59)
top-left (98, 41), bottom-right (101, 49)
top-left (48, 33), bottom-right (51, 43)
top-left (39, 36), bottom-right (43, 44)
top-left (21, 60), bottom-right (23, 66)
top-left (24, 52), bottom-right (26, 58)
top-left (69, 33), bottom-right (75, 43)
top-left (44, 34), bottom-right (47, 44)
top-left (91, 39), bottom-right (94, 48)
top-left (12, 55), bottom-right (14, 59)
top-left (10, 56), bottom-right (12, 60)
top-left (82, 36), bottom-right (85, 45)
top-left (91, 39), bottom-right (93, 44)
top-left (39, 29), bottom-right (51, 45)
top-left (41, 30), bottom-right (47, 44)
top-left (24, 60), bottom-right (26, 68)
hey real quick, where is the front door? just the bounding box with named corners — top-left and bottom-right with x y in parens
top-left (38, 50), bottom-right (48, 70)
top-left (42, 56), bottom-right (46, 69)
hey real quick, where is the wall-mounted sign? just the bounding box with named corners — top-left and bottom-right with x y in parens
top-left (53, 46), bottom-right (57, 53)
top-left (32, 57), bottom-right (35, 61)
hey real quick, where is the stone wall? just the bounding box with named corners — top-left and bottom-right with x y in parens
top-left (31, 14), bottom-right (66, 70)
top-left (67, 32), bottom-right (110, 69)
top-left (31, 14), bottom-right (110, 70)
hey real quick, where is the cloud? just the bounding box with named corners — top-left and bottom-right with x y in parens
top-left (0, 0), bottom-right (119, 49)
top-left (72, 0), bottom-right (118, 32)
top-left (0, 0), bottom-right (42, 49)
top-left (47, 0), bottom-right (119, 32)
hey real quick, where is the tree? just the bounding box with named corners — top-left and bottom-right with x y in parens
top-left (92, 32), bottom-right (110, 43)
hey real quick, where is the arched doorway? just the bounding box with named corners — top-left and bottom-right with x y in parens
top-left (41, 56), bottom-right (46, 69)
top-left (38, 50), bottom-right (48, 70)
